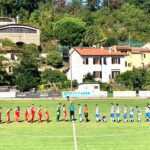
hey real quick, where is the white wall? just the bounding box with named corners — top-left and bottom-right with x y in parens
top-left (67, 49), bottom-right (125, 83)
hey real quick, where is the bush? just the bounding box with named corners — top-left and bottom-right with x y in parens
top-left (46, 51), bottom-right (63, 68)
top-left (0, 38), bottom-right (16, 47)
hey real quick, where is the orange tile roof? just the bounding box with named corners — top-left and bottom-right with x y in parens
top-left (116, 45), bottom-right (131, 50)
top-left (74, 47), bottom-right (125, 56)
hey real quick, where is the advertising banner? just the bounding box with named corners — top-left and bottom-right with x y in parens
top-left (62, 91), bottom-right (108, 98)
top-left (113, 91), bottom-right (136, 97)
top-left (16, 92), bottom-right (62, 98)
top-left (0, 92), bottom-right (16, 98)
top-left (139, 91), bottom-right (150, 97)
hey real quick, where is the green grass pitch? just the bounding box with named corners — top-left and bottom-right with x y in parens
top-left (0, 98), bottom-right (150, 150)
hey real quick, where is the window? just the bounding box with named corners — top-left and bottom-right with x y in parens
top-left (83, 58), bottom-right (88, 65)
top-left (10, 54), bottom-right (15, 60)
top-left (103, 58), bottom-right (107, 65)
top-left (93, 58), bottom-right (101, 65)
top-left (128, 63), bottom-right (131, 67)
top-left (111, 71), bottom-right (120, 79)
top-left (112, 58), bottom-right (120, 64)
top-left (94, 86), bottom-right (98, 89)
top-left (125, 61), bottom-right (127, 67)
top-left (144, 54), bottom-right (146, 58)
top-left (93, 71), bottom-right (102, 78)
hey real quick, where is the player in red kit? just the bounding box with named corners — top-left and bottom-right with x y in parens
top-left (37, 105), bottom-right (42, 122)
top-left (6, 108), bottom-right (12, 123)
top-left (14, 106), bottom-right (20, 122)
top-left (45, 107), bottom-right (49, 123)
top-left (25, 106), bottom-right (30, 123)
top-left (30, 104), bottom-right (35, 123)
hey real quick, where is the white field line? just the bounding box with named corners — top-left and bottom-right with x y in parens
top-left (72, 120), bottom-right (78, 150)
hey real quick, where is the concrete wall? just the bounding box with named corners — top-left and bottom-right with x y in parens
top-left (0, 32), bottom-right (40, 46)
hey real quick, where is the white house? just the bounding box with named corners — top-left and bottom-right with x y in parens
top-left (67, 47), bottom-right (126, 83)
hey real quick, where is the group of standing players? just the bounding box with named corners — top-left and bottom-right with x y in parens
top-left (0, 102), bottom-right (150, 124)
top-left (0, 104), bottom-right (49, 124)
top-left (110, 103), bottom-right (150, 122)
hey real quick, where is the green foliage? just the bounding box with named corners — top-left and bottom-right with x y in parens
top-left (12, 45), bottom-right (40, 91)
top-left (104, 36), bottom-right (118, 47)
top-left (46, 51), bottom-right (63, 68)
top-left (115, 68), bottom-right (147, 90)
top-left (23, 44), bottom-right (39, 58)
top-left (0, 68), bottom-right (7, 86)
top-left (12, 65), bottom-right (40, 91)
top-left (83, 72), bottom-right (95, 82)
top-left (40, 69), bottom-right (67, 84)
top-left (99, 82), bottom-right (112, 92)
top-left (0, 38), bottom-right (16, 47)
top-left (83, 25), bottom-right (106, 46)
top-left (53, 17), bottom-right (86, 47)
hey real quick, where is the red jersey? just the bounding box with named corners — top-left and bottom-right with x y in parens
top-left (38, 108), bottom-right (42, 115)
top-left (15, 109), bottom-right (20, 117)
top-left (31, 107), bottom-right (35, 116)
top-left (25, 108), bottom-right (29, 116)
top-left (6, 110), bottom-right (10, 116)
top-left (45, 109), bottom-right (49, 115)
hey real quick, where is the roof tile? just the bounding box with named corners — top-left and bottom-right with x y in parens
top-left (74, 47), bottom-right (125, 56)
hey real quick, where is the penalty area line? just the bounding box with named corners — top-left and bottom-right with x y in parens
top-left (72, 120), bottom-right (78, 150)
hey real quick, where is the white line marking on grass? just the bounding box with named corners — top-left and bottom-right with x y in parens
top-left (72, 121), bottom-right (78, 150)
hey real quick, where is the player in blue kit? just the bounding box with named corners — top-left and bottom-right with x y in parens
top-left (96, 104), bottom-right (100, 122)
top-left (129, 105), bottom-right (134, 122)
top-left (145, 104), bottom-right (149, 122)
top-left (116, 104), bottom-right (120, 123)
top-left (110, 103), bottom-right (115, 122)
top-left (123, 105), bottom-right (128, 122)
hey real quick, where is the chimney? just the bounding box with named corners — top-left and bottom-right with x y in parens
top-left (93, 45), bottom-right (96, 48)
top-left (109, 48), bottom-right (111, 54)
top-left (114, 45), bottom-right (117, 52)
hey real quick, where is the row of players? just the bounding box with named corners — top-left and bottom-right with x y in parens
top-left (0, 103), bottom-right (150, 123)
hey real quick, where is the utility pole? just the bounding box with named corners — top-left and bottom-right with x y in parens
top-left (70, 48), bottom-right (74, 91)
top-left (129, 32), bottom-right (131, 47)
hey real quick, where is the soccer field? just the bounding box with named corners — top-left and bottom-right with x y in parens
top-left (0, 98), bottom-right (150, 150)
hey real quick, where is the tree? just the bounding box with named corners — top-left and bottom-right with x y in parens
top-left (0, 38), bottom-right (16, 47)
top-left (40, 69), bottom-right (67, 84)
top-left (53, 17), bottom-right (86, 47)
top-left (83, 25), bottom-right (106, 46)
top-left (115, 68), bottom-right (147, 90)
top-left (46, 51), bottom-right (63, 68)
top-left (0, 56), bottom-right (9, 85)
top-left (12, 47), bottom-right (40, 91)
top-left (23, 44), bottom-right (39, 58)
top-left (115, 71), bottom-right (133, 89)
top-left (83, 72), bottom-right (95, 82)
top-left (104, 36), bottom-right (118, 46)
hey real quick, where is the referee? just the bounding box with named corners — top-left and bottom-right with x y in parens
top-left (69, 103), bottom-right (75, 121)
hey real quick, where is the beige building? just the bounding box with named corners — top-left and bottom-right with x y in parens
top-left (112, 45), bottom-right (150, 71)
top-left (0, 17), bottom-right (40, 46)
top-left (0, 46), bottom-right (19, 74)
top-left (0, 17), bottom-right (40, 73)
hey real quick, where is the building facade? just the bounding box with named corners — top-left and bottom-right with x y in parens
top-left (113, 44), bottom-right (150, 71)
top-left (0, 17), bottom-right (40, 46)
top-left (67, 47), bottom-right (125, 83)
